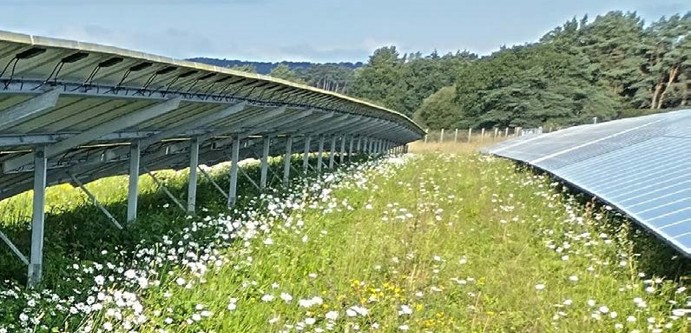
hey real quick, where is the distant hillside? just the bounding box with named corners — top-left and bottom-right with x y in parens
top-left (187, 58), bottom-right (363, 75)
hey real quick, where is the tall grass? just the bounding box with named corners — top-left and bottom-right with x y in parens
top-left (0, 151), bottom-right (688, 332)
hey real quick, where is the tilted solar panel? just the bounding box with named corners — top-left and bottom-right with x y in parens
top-left (484, 109), bottom-right (691, 257)
top-left (0, 30), bottom-right (423, 285)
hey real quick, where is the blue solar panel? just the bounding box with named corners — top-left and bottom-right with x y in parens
top-left (484, 109), bottom-right (691, 257)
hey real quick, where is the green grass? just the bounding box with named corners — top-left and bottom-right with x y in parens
top-left (0, 152), bottom-right (688, 332)
top-left (128, 153), bottom-right (688, 332)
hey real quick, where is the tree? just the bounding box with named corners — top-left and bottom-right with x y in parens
top-left (269, 64), bottom-right (305, 84)
top-left (413, 86), bottom-right (461, 129)
top-left (350, 46), bottom-right (407, 113)
top-left (229, 64), bottom-right (257, 74)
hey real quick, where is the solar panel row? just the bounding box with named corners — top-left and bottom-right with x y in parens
top-left (485, 109), bottom-right (691, 257)
top-left (0, 31), bottom-right (423, 285)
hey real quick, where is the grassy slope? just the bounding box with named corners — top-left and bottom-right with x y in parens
top-left (136, 153), bottom-right (687, 332)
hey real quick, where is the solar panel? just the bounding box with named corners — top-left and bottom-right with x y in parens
top-left (484, 109), bottom-right (691, 257)
top-left (0, 30), bottom-right (423, 285)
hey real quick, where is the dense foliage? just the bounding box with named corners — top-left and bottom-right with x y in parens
top-left (191, 11), bottom-right (689, 129)
top-left (358, 11), bottom-right (689, 129)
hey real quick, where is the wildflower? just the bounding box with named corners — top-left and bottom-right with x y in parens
top-left (535, 283), bottom-right (545, 291)
top-left (325, 311), bottom-right (339, 320)
top-left (280, 292), bottom-right (293, 302)
top-left (398, 305), bottom-right (413, 316)
top-left (399, 324), bottom-right (410, 331)
top-left (261, 294), bottom-right (274, 302)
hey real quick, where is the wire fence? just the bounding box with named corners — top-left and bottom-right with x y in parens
top-left (421, 126), bottom-right (560, 144)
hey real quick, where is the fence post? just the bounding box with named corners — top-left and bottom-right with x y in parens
top-left (480, 128), bottom-right (485, 142)
top-left (454, 129), bottom-right (458, 142)
top-left (440, 128), bottom-right (444, 143)
top-left (424, 129), bottom-right (429, 143)
top-left (494, 128), bottom-right (498, 140)
top-left (467, 128), bottom-right (472, 143)
top-left (504, 127), bottom-right (509, 137)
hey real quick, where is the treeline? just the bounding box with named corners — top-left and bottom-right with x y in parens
top-left (188, 58), bottom-right (361, 94)
top-left (413, 11), bottom-right (690, 129)
top-left (191, 11), bottom-right (689, 130)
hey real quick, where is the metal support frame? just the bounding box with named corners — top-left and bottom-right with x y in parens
top-left (145, 102), bottom-right (247, 148)
top-left (328, 135), bottom-right (337, 169)
top-left (302, 135), bottom-right (311, 172)
top-left (69, 173), bottom-right (123, 230)
top-left (198, 166), bottom-right (228, 199)
top-left (317, 135), bottom-right (325, 172)
top-left (260, 136), bottom-right (270, 190)
top-left (339, 135), bottom-right (346, 164)
top-left (239, 167), bottom-right (261, 191)
top-left (4, 97), bottom-right (182, 172)
top-left (0, 230), bottom-right (29, 266)
top-left (362, 137), bottom-right (368, 154)
top-left (127, 141), bottom-right (141, 222)
top-left (356, 137), bottom-right (362, 153)
top-left (27, 145), bottom-right (47, 287)
top-left (187, 137), bottom-right (200, 214)
top-left (348, 136), bottom-right (355, 161)
top-left (143, 167), bottom-right (186, 213)
top-left (228, 136), bottom-right (240, 208)
top-left (0, 89), bottom-right (61, 131)
top-left (283, 135), bottom-right (293, 186)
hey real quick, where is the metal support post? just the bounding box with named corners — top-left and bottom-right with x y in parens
top-left (339, 135), bottom-right (346, 164)
top-left (127, 141), bottom-right (140, 222)
top-left (317, 135), bottom-right (325, 172)
top-left (302, 135), bottom-right (311, 172)
top-left (467, 128), bottom-right (472, 143)
top-left (27, 146), bottom-right (47, 288)
top-left (328, 136), bottom-right (336, 169)
top-left (187, 137), bottom-right (200, 214)
top-left (283, 135), bottom-right (293, 186)
top-left (260, 136), bottom-right (270, 190)
top-left (362, 137), bottom-right (368, 154)
top-left (454, 129), bottom-right (459, 142)
top-left (348, 136), bottom-right (354, 161)
top-left (69, 173), bottom-right (123, 229)
top-left (440, 129), bottom-right (445, 143)
top-left (228, 136), bottom-right (240, 208)
top-left (356, 137), bottom-right (362, 153)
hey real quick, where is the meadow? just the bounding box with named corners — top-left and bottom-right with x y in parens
top-left (0, 145), bottom-right (688, 332)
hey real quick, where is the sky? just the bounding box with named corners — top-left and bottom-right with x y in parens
top-left (0, 0), bottom-right (688, 63)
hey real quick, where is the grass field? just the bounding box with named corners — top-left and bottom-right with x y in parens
top-left (0, 146), bottom-right (689, 332)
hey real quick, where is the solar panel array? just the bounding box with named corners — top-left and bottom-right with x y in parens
top-left (485, 109), bottom-right (691, 257)
top-left (0, 30), bottom-right (423, 201)
top-left (0, 30), bottom-right (423, 285)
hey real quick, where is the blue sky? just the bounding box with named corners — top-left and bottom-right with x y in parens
top-left (0, 0), bottom-right (687, 63)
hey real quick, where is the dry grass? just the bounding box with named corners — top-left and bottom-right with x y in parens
top-left (408, 140), bottom-right (495, 154)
